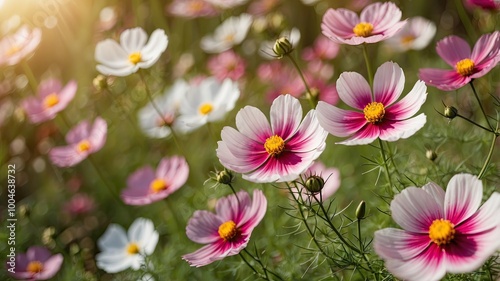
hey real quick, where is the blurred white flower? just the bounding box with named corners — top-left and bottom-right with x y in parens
top-left (95, 27), bottom-right (168, 76)
top-left (260, 27), bottom-right (301, 59)
top-left (385, 17), bottom-right (436, 52)
top-left (205, 0), bottom-right (249, 9)
top-left (300, 0), bottom-right (321, 5)
top-left (96, 218), bottom-right (159, 273)
top-left (177, 77), bottom-right (239, 133)
top-left (0, 25), bottom-right (41, 67)
top-left (201, 13), bottom-right (253, 53)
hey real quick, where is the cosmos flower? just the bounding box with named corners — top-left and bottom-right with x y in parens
top-left (257, 61), bottom-right (305, 102)
top-left (95, 27), bottom-right (168, 76)
top-left (0, 25), bottom-right (41, 67)
top-left (168, 0), bottom-right (218, 18)
top-left (217, 94), bottom-right (327, 183)
top-left (7, 246), bottom-right (63, 280)
top-left (22, 79), bottom-right (77, 124)
top-left (176, 77), bottom-right (240, 133)
top-left (204, 0), bottom-right (249, 9)
top-left (200, 13), bottom-right (253, 53)
top-left (207, 50), bottom-right (247, 81)
top-left (121, 156), bottom-right (189, 205)
top-left (49, 117), bottom-right (107, 167)
top-left (385, 16), bottom-right (436, 52)
top-left (466, 0), bottom-right (500, 10)
top-left (374, 174), bottom-right (500, 281)
top-left (248, 0), bottom-right (281, 15)
top-left (96, 218), bottom-right (159, 273)
top-left (182, 190), bottom-right (267, 267)
top-left (316, 61), bottom-right (427, 145)
top-left (321, 2), bottom-right (406, 45)
top-left (302, 35), bottom-right (340, 61)
top-left (419, 32), bottom-right (500, 91)
top-left (64, 193), bottom-right (95, 216)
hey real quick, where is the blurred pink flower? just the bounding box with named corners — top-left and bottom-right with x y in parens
top-left (302, 36), bottom-right (340, 61)
top-left (305, 75), bottom-right (339, 105)
top-left (374, 174), bottom-right (500, 281)
top-left (168, 0), bottom-right (218, 18)
top-left (419, 32), bottom-right (500, 91)
top-left (7, 246), bottom-right (63, 280)
top-left (317, 61), bottom-right (427, 145)
top-left (306, 60), bottom-right (334, 80)
top-left (248, 0), bottom-right (280, 15)
top-left (183, 190), bottom-right (267, 267)
top-left (64, 193), bottom-right (95, 216)
top-left (121, 156), bottom-right (189, 205)
top-left (257, 61), bottom-right (305, 102)
top-left (321, 2), bottom-right (406, 45)
top-left (49, 117), bottom-right (107, 167)
top-left (205, 0), bottom-right (249, 9)
top-left (0, 25), bottom-right (41, 66)
top-left (466, 0), bottom-right (500, 10)
top-left (217, 94), bottom-right (327, 183)
top-left (298, 161), bottom-right (341, 203)
top-left (207, 50), bottom-right (246, 81)
top-left (22, 79), bottom-right (77, 124)
top-left (385, 16), bottom-right (436, 52)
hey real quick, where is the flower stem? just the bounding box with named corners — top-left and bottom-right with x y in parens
top-left (456, 114), bottom-right (496, 134)
top-left (227, 183), bottom-right (240, 206)
top-left (362, 44), bottom-right (373, 88)
top-left (454, 0), bottom-right (477, 41)
top-left (470, 82), bottom-right (494, 131)
top-left (242, 248), bottom-right (283, 281)
top-left (378, 138), bottom-right (394, 197)
top-left (478, 120), bottom-right (499, 179)
top-left (21, 60), bottom-right (38, 93)
top-left (357, 219), bottom-right (378, 281)
top-left (285, 54), bottom-right (315, 109)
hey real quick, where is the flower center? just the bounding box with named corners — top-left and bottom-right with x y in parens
top-left (128, 52), bottom-right (142, 65)
top-left (26, 261), bottom-right (43, 274)
top-left (401, 35), bottom-right (415, 45)
top-left (363, 102), bottom-right (385, 123)
top-left (150, 178), bottom-right (168, 193)
top-left (43, 93), bottom-right (60, 109)
top-left (76, 140), bottom-right (91, 153)
top-left (455, 58), bottom-right (475, 77)
top-left (224, 34), bottom-right (235, 43)
top-left (6, 44), bottom-right (20, 56)
top-left (199, 103), bottom-right (213, 115)
top-left (127, 242), bottom-right (140, 255)
top-left (264, 135), bottom-right (285, 157)
top-left (156, 114), bottom-right (174, 127)
top-left (353, 22), bottom-right (374, 37)
top-left (189, 1), bottom-right (204, 12)
top-left (218, 220), bottom-right (238, 241)
top-left (429, 219), bottom-right (455, 246)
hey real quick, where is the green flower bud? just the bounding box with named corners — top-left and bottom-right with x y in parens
top-left (216, 169), bottom-right (234, 185)
top-left (273, 37), bottom-right (294, 58)
top-left (356, 201), bottom-right (366, 219)
top-left (304, 175), bottom-right (324, 193)
top-left (93, 74), bottom-right (108, 90)
top-left (444, 106), bottom-right (458, 119)
top-left (426, 149), bottom-right (437, 161)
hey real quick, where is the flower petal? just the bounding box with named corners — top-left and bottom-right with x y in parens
top-left (418, 68), bottom-right (468, 91)
top-left (182, 241), bottom-right (233, 267)
top-left (139, 29), bottom-right (169, 66)
top-left (235, 105), bottom-right (272, 143)
top-left (436, 35), bottom-right (471, 67)
top-left (336, 71), bottom-right (372, 110)
top-left (49, 145), bottom-right (88, 167)
top-left (120, 27), bottom-right (148, 53)
top-left (96, 251), bottom-right (135, 273)
top-left (95, 39), bottom-right (130, 68)
top-left (216, 191), bottom-right (251, 224)
top-left (456, 192), bottom-right (500, 234)
top-left (361, 2), bottom-right (402, 33)
top-left (37, 254), bottom-right (63, 280)
top-left (238, 190), bottom-right (267, 234)
top-left (378, 113), bottom-right (426, 142)
top-left (186, 210), bottom-right (223, 244)
top-left (321, 8), bottom-right (359, 44)
top-left (316, 102), bottom-right (367, 138)
top-left (98, 224), bottom-right (128, 251)
top-left (374, 228), bottom-right (430, 261)
top-left (444, 174), bottom-right (483, 225)
top-left (337, 123), bottom-right (379, 145)
top-left (421, 181), bottom-right (446, 211)
top-left (270, 94), bottom-right (302, 140)
top-left (373, 61), bottom-right (405, 106)
top-left (385, 80), bottom-right (427, 120)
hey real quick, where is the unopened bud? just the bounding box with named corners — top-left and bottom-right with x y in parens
top-left (19, 204), bottom-right (30, 219)
top-left (216, 169), bottom-right (233, 185)
top-left (273, 37), bottom-right (294, 58)
top-left (93, 74), bottom-right (108, 90)
top-left (356, 201), bottom-right (366, 219)
top-left (305, 175), bottom-right (324, 193)
top-left (306, 88), bottom-right (319, 105)
top-left (426, 149), bottom-right (437, 161)
top-left (444, 106), bottom-right (458, 119)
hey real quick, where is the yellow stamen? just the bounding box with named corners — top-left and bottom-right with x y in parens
top-left (6, 45), bottom-right (20, 56)
top-left (43, 93), bottom-right (60, 109)
top-left (264, 135), bottom-right (285, 157)
top-left (127, 242), bottom-right (140, 255)
top-left (76, 140), bottom-right (91, 153)
top-left (26, 261), bottom-right (43, 274)
top-left (150, 178), bottom-right (168, 193)
top-left (189, 1), bottom-right (204, 12)
top-left (224, 34), bottom-right (235, 43)
top-left (353, 22), bottom-right (374, 37)
top-left (199, 103), bottom-right (213, 115)
top-left (455, 58), bottom-right (475, 77)
top-left (128, 52), bottom-right (142, 65)
top-left (363, 102), bottom-right (385, 123)
top-left (218, 220), bottom-right (238, 241)
top-left (429, 219), bottom-right (455, 246)
top-left (401, 35), bottom-right (415, 45)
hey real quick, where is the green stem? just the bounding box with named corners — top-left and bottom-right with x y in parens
top-left (239, 252), bottom-right (261, 279)
top-left (357, 219), bottom-right (378, 281)
top-left (378, 138), bottom-right (394, 197)
top-left (385, 142), bottom-right (402, 180)
top-left (21, 61), bottom-right (38, 93)
top-left (454, 0), bottom-right (477, 41)
top-left (457, 114), bottom-right (496, 134)
top-left (362, 44), bottom-right (373, 88)
top-left (227, 183), bottom-right (240, 206)
top-left (285, 54), bottom-right (315, 109)
top-left (470, 82), bottom-right (494, 131)
top-left (478, 121), bottom-right (498, 179)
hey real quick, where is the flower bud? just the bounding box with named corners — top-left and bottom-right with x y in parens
top-left (273, 37), bottom-right (294, 58)
top-left (216, 169), bottom-right (234, 185)
top-left (19, 204), bottom-right (30, 219)
top-left (356, 201), bottom-right (366, 219)
top-left (426, 149), bottom-right (437, 161)
top-left (93, 74), bottom-right (108, 90)
top-left (304, 175), bottom-right (324, 193)
top-left (443, 106), bottom-right (458, 119)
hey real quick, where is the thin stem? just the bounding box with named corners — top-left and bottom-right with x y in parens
top-left (285, 54), bottom-right (315, 109)
top-left (470, 82), bottom-right (494, 131)
top-left (362, 44), bottom-right (373, 88)
top-left (378, 138), bottom-right (394, 197)
top-left (227, 183), bottom-right (240, 206)
top-left (21, 60), bottom-right (38, 93)
top-left (456, 114), bottom-right (496, 134)
top-left (87, 155), bottom-right (123, 206)
top-left (385, 142), bottom-right (402, 180)
top-left (239, 252), bottom-right (264, 280)
top-left (478, 121), bottom-right (499, 179)
top-left (357, 219), bottom-right (378, 281)
top-left (454, 0), bottom-right (477, 41)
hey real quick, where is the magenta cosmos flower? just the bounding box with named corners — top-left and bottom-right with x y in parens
top-left (374, 174), bottom-right (500, 281)
top-left (22, 79), bottom-right (77, 124)
top-left (183, 189), bottom-right (267, 267)
top-left (7, 246), bottom-right (63, 280)
top-left (321, 2), bottom-right (407, 45)
top-left (419, 32), bottom-right (500, 91)
top-left (49, 117), bottom-right (107, 167)
top-left (217, 94), bottom-right (327, 183)
top-left (316, 61), bottom-right (427, 145)
top-left (121, 156), bottom-right (189, 205)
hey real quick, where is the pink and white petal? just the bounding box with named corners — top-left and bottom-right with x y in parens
top-left (456, 192), bottom-right (500, 234)
top-left (421, 182), bottom-right (446, 211)
top-left (66, 120), bottom-right (91, 144)
top-left (385, 81), bottom-right (427, 120)
top-left (186, 210), bottom-right (223, 244)
top-left (373, 20), bottom-right (407, 40)
top-left (373, 61), bottom-right (405, 106)
top-left (436, 36), bottom-right (471, 66)
top-left (239, 190), bottom-right (267, 233)
top-left (374, 228), bottom-right (431, 261)
top-left (53, 80), bottom-right (77, 112)
top-left (336, 71), bottom-right (372, 110)
top-left (159, 156), bottom-right (189, 190)
top-left (316, 102), bottom-right (367, 138)
top-left (88, 117), bottom-right (108, 153)
top-left (286, 110), bottom-right (328, 152)
top-left (361, 2), bottom-right (402, 33)
top-left (120, 27), bottom-right (148, 53)
top-left (218, 127), bottom-right (268, 173)
top-left (140, 29), bottom-right (169, 62)
top-left (182, 241), bottom-right (232, 267)
top-left (235, 105), bottom-right (272, 143)
top-left (337, 123), bottom-right (379, 146)
top-left (97, 224), bottom-right (128, 251)
top-left (22, 98), bottom-right (48, 124)
top-left (38, 79), bottom-right (62, 98)
top-left (470, 31), bottom-right (500, 66)
top-left (418, 68), bottom-right (468, 91)
top-left (27, 246), bottom-right (52, 261)
top-left (49, 145), bottom-right (88, 167)
top-left (216, 191), bottom-right (251, 224)
top-left (321, 8), bottom-right (359, 41)
top-left (270, 95), bottom-right (302, 140)
top-left (243, 152), bottom-right (309, 183)
top-left (391, 186), bottom-right (443, 233)
top-left (444, 174), bottom-right (483, 225)
top-left (96, 63), bottom-right (138, 77)
top-left (126, 167), bottom-right (155, 191)
top-left (95, 39), bottom-right (130, 68)
top-left (121, 194), bottom-right (154, 206)
top-left (96, 251), bottom-right (134, 273)
top-left (37, 254), bottom-right (63, 280)
top-left (378, 113), bottom-right (426, 142)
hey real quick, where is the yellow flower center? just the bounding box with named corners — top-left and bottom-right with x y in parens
top-left (429, 219), bottom-right (455, 246)
top-left (264, 135), bottom-right (285, 157)
top-left (150, 178), bottom-right (168, 193)
top-left (76, 140), bottom-right (91, 153)
top-left (189, 1), bottom-right (204, 12)
top-left (199, 103), bottom-right (213, 115)
top-left (128, 52), bottom-right (142, 65)
top-left (43, 93), bottom-right (60, 109)
top-left (353, 22), bottom-right (374, 37)
top-left (26, 261), bottom-right (43, 274)
top-left (218, 220), bottom-right (238, 241)
top-left (224, 34), bottom-right (235, 43)
top-left (6, 45), bottom-right (21, 56)
top-left (363, 102), bottom-right (385, 123)
top-left (455, 58), bottom-right (475, 77)
top-left (127, 242), bottom-right (140, 255)
top-left (401, 35), bottom-right (415, 45)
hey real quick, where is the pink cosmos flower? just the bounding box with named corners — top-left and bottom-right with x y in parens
top-left (64, 193), bottom-right (95, 216)
top-left (466, 0), bottom-right (500, 10)
top-left (302, 35), bottom-right (340, 61)
top-left (385, 16), bottom-right (436, 52)
top-left (207, 50), bottom-right (246, 81)
top-left (374, 174), bottom-right (500, 281)
top-left (7, 246), bottom-right (63, 280)
top-left (183, 189), bottom-right (267, 267)
top-left (0, 25), bottom-right (42, 66)
top-left (316, 61), bottom-right (427, 145)
top-left (168, 0), bottom-right (218, 18)
top-left (321, 2), bottom-right (407, 45)
top-left (22, 79), bottom-right (77, 124)
top-left (248, 0), bottom-right (280, 15)
top-left (297, 161), bottom-right (341, 203)
top-left (121, 156), bottom-right (189, 205)
top-left (419, 32), bottom-right (500, 91)
top-left (217, 94), bottom-right (328, 183)
top-left (49, 117), bottom-right (107, 167)
top-left (257, 61), bottom-right (305, 102)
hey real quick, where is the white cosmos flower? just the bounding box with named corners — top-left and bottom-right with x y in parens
top-left (95, 27), bottom-right (168, 76)
top-left (176, 77), bottom-right (240, 133)
top-left (138, 79), bottom-right (188, 138)
top-left (96, 218), bottom-right (159, 273)
top-left (260, 27), bottom-right (301, 59)
top-left (200, 13), bottom-right (253, 53)
top-left (205, 0), bottom-right (249, 9)
top-left (385, 17), bottom-right (436, 52)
